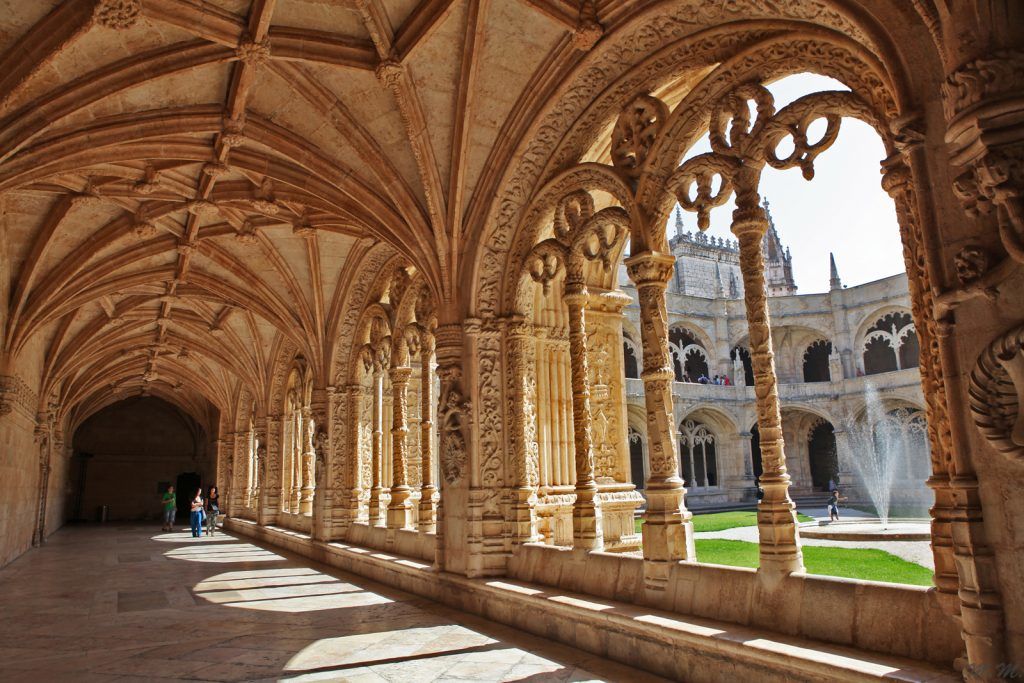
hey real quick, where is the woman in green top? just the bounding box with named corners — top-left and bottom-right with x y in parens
top-left (161, 485), bottom-right (176, 531)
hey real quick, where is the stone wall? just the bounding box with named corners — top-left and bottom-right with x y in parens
top-left (0, 407), bottom-right (40, 567)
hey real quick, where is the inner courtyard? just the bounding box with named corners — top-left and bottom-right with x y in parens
top-left (1, 1), bottom-right (1022, 681)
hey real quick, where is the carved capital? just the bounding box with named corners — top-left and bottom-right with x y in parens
top-left (942, 50), bottom-right (1024, 123)
top-left (624, 251), bottom-right (675, 286)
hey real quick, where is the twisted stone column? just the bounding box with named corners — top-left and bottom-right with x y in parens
top-left (369, 368), bottom-right (384, 526)
top-left (625, 251), bottom-right (694, 586)
top-left (732, 200), bottom-right (803, 575)
top-left (419, 332), bottom-right (437, 532)
top-left (564, 282), bottom-right (602, 551)
top-left (340, 383), bottom-right (364, 525)
top-left (387, 366), bottom-right (413, 530)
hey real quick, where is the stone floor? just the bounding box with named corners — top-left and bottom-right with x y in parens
top-left (0, 524), bottom-right (666, 682)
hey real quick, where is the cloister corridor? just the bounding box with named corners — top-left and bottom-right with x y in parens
top-left (0, 524), bottom-right (659, 682)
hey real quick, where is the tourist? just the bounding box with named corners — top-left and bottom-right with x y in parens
top-left (698, 374), bottom-right (709, 384)
top-left (828, 488), bottom-right (846, 522)
top-left (161, 485), bottom-right (176, 532)
top-left (713, 375), bottom-right (720, 384)
top-left (189, 489), bottom-right (205, 538)
top-left (723, 375), bottom-right (732, 386)
top-left (205, 485), bottom-right (219, 536)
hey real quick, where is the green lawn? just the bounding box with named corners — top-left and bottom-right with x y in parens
top-left (694, 539), bottom-right (934, 586)
top-left (634, 509), bottom-right (814, 535)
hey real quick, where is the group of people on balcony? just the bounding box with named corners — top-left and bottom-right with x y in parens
top-left (681, 373), bottom-right (733, 386)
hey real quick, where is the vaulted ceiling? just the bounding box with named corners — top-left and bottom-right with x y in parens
top-left (0, 0), bottom-right (947, 429)
top-left (0, 0), bottom-right (591, 424)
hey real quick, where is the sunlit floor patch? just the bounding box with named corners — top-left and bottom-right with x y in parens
top-left (280, 625), bottom-right (590, 681)
top-left (193, 568), bottom-right (394, 612)
top-left (164, 541), bottom-right (285, 563)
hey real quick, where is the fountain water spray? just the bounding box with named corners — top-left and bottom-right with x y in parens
top-left (841, 383), bottom-right (932, 528)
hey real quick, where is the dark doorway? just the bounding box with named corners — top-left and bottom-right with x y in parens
top-left (176, 472), bottom-right (202, 519)
top-left (808, 419), bottom-right (839, 491)
top-left (750, 425), bottom-right (763, 481)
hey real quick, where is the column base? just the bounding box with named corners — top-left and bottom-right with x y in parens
top-left (641, 480), bottom-right (695, 564)
top-left (756, 481), bottom-right (804, 576)
top-left (572, 487), bottom-right (603, 551)
top-left (386, 487), bottom-right (413, 530)
top-left (368, 488), bottom-right (383, 526)
top-left (418, 486), bottom-right (437, 533)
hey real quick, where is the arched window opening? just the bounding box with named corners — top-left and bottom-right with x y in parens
top-left (803, 340), bottom-right (832, 382)
top-left (899, 329), bottom-right (920, 370)
top-left (679, 420), bottom-right (717, 489)
top-left (731, 346), bottom-right (754, 386)
top-left (863, 312), bottom-right (915, 375)
top-left (807, 419), bottom-right (839, 491)
top-left (623, 337), bottom-right (640, 379)
top-left (670, 328), bottom-right (708, 381)
top-left (628, 427), bottom-right (645, 490)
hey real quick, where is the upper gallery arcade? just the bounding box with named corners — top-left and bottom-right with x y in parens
top-left (1, 1), bottom-right (1023, 681)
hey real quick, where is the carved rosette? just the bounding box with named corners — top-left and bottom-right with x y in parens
top-left (236, 38), bottom-right (271, 67)
top-left (970, 324), bottom-right (1024, 458)
top-left (93, 0), bottom-right (141, 30)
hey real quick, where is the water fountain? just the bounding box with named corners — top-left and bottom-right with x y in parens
top-left (801, 382), bottom-right (932, 541)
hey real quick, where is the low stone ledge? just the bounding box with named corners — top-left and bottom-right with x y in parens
top-left (507, 542), bottom-right (962, 666)
top-left (226, 518), bottom-right (959, 682)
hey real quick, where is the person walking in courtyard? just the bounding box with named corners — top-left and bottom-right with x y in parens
top-left (161, 485), bottom-right (176, 531)
top-left (828, 488), bottom-right (846, 522)
top-left (189, 489), bottom-right (205, 538)
top-left (205, 485), bottom-right (219, 536)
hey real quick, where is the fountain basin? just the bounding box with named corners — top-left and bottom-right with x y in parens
top-left (799, 521), bottom-right (930, 541)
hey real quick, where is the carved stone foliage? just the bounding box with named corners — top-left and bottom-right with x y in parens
top-left (941, 50), bottom-right (1024, 123)
top-left (611, 95), bottom-right (669, 182)
top-left (438, 383), bottom-right (470, 485)
top-left (970, 324), bottom-right (1024, 459)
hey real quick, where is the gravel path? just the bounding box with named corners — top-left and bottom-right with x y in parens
top-left (696, 507), bottom-right (935, 570)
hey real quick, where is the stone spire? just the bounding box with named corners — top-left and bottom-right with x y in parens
top-left (760, 197), bottom-right (798, 296)
top-left (829, 252), bottom-right (842, 290)
top-left (674, 205), bottom-right (684, 239)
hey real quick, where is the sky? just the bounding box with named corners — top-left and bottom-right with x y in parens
top-left (667, 73), bottom-right (906, 294)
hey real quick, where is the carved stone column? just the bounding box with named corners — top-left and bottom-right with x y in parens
top-left (624, 251), bottom-right (695, 587)
top-left (387, 366), bottom-right (414, 530)
top-left (732, 201), bottom-right (803, 575)
top-left (310, 387), bottom-right (333, 540)
top-left (299, 407), bottom-right (315, 515)
top-left (369, 367), bottom-right (384, 526)
top-left (434, 322), bottom-right (470, 574)
top-left (419, 331), bottom-right (437, 532)
top-left (338, 383), bottom-right (365, 527)
top-left (32, 415), bottom-right (52, 547)
top-left (564, 282), bottom-right (603, 551)
top-left (505, 316), bottom-right (539, 545)
top-left (290, 409), bottom-right (303, 513)
top-left (586, 289), bottom-right (643, 550)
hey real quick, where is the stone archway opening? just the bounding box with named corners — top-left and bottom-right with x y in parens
top-left (71, 396), bottom-right (212, 523)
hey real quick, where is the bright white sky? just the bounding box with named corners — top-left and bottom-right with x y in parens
top-left (667, 73), bottom-right (906, 294)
